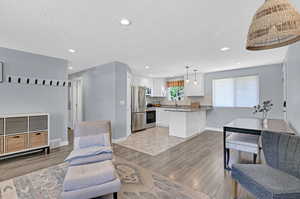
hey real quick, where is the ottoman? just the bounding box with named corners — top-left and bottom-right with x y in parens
top-left (62, 160), bottom-right (121, 199)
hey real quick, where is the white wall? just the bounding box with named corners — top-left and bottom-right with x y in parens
top-left (205, 64), bottom-right (284, 129)
top-left (0, 47), bottom-right (69, 146)
top-left (69, 61), bottom-right (131, 139)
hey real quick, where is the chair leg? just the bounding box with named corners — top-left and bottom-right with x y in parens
top-left (253, 153), bottom-right (257, 164)
top-left (232, 180), bottom-right (238, 199)
top-left (113, 192), bottom-right (118, 199)
top-left (258, 148), bottom-right (262, 164)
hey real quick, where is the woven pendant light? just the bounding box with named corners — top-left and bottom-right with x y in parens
top-left (247, 0), bottom-right (300, 50)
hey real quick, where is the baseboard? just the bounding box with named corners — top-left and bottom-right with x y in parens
top-left (205, 127), bottom-right (223, 132)
top-left (50, 139), bottom-right (69, 148)
top-left (60, 140), bottom-right (69, 147)
top-left (112, 136), bottom-right (128, 143)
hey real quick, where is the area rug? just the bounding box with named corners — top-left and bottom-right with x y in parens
top-left (0, 158), bottom-right (211, 199)
top-left (116, 127), bottom-right (196, 156)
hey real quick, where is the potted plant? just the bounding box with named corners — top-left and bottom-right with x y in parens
top-left (253, 100), bottom-right (274, 127)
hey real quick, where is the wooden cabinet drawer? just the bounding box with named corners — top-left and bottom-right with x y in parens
top-left (29, 131), bottom-right (48, 148)
top-left (0, 136), bottom-right (4, 154)
top-left (5, 134), bottom-right (28, 153)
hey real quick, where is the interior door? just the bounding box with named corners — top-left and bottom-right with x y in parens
top-left (72, 78), bottom-right (83, 128)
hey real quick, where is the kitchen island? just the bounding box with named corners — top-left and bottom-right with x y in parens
top-left (164, 106), bottom-right (211, 138)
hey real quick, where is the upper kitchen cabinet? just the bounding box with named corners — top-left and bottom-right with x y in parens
top-left (133, 76), bottom-right (153, 89)
top-left (152, 78), bottom-right (167, 97)
top-left (184, 73), bottom-right (205, 96)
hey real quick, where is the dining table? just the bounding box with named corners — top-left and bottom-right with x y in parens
top-left (223, 118), bottom-right (295, 170)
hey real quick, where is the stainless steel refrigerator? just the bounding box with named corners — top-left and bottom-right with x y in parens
top-left (131, 86), bottom-right (146, 132)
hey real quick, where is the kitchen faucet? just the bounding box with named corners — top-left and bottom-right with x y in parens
top-left (174, 99), bottom-right (178, 107)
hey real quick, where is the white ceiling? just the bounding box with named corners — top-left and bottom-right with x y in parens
top-left (1, 0), bottom-right (299, 77)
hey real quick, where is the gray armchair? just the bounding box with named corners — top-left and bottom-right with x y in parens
top-left (231, 131), bottom-right (300, 199)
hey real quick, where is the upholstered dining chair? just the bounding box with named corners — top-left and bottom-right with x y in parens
top-left (225, 133), bottom-right (260, 167)
top-left (231, 131), bottom-right (300, 199)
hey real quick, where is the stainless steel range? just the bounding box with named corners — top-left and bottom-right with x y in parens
top-left (145, 109), bottom-right (156, 128)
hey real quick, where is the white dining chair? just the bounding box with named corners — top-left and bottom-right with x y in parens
top-left (225, 133), bottom-right (260, 167)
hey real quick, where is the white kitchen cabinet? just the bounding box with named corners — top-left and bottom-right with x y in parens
top-left (168, 110), bottom-right (206, 138)
top-left (184, 73), bottom-right (204, 96)
top-left (133, 76), bottom-right (153, 89)
top-left (156, 108), bottom-right (169, 127)
top-left (152, 78), bottom-right (166, 97)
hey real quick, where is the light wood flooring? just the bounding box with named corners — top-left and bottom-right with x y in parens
top-left (0, 129), bottom-right (255, 199)
top-left (114, 130), bottom-right (255, 199)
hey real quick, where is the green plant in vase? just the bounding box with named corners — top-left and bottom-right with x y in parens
top-left (253, 100), bottom-right (273, 127)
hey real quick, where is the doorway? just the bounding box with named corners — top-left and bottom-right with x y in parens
top-left (72, 78), bottom-right (83, 129)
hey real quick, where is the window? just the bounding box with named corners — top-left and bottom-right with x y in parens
top-left (167, 80), bottom-right (184, 101)
top-left (168, 86), bottom-right (184, 101)
top-left (213, 75), bottom-right (259, 107)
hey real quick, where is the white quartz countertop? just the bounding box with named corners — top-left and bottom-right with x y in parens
top-left (153, 105), bottom-right (212, 112)
top-left (164, 107), bottom-right (212, 112)
top-left (146, 105), bottom-right (213, 112)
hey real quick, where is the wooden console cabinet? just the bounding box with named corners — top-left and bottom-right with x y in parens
top-left (0, 113), bottom-right (50, 159)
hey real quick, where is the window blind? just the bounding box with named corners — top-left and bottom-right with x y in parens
top-left (213, 75), bottom-right (259, 107)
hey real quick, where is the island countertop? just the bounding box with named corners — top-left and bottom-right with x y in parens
top-left (162, 105), bottom-right (213, 112)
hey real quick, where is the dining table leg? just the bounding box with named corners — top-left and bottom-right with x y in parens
top-left (223, 127), bottom-right (227, 169)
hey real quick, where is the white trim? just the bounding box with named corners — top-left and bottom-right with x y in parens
top-left (0, 112), bottom-right (48, 118)
top-left (205, 127), bottom-right (223, 132)
top-left (282, 62), bottom-right (287, 120)
top-left (126, 72), bottom-right (132, 137)
top-left (60, 140), bottom-right (69, 147)
top-left (0, 145), bottom-right (49, 157)
top-left (50, 139), bottom-right (61, 148)
top-left (72, 77), bottom-right (83, 129)
top-left (50, 139), bottom-right (69, 148)
top-left (112, 136), bottom-right (128, 143)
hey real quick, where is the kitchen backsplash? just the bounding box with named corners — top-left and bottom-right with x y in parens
top-left (147, 96), bottom-right (212, 106)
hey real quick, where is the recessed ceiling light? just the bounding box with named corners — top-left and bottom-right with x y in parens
top-left (68, 49), bottom-right (76, 53)
top-left (68, 66), bottom-right (73, 70)
top-left (120, 18), bottom-right (131, 26)
top-left (145, 65), bottom-right (150, 69)
top-left (237, 62), bottom-right (241, 64)
top-left (220, 47), bottom-right (230, 51)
